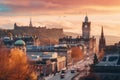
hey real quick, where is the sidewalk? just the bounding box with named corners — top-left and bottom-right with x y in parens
top-left (44, 72), bottom-right (60, 80)
top-left (44, 74), bottom-right (54, 80)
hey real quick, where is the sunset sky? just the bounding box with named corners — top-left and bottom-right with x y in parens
top-left (0, 0), bottom-right (120, 37)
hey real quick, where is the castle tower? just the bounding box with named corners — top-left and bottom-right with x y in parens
top-left (14, 23), bottom-right (17, 29)
top-left (29, 18), bottom-right (33, 27)
top-left (82, 15), bottom-right (91, 39)
top-left (99, 27), bottom-right (106, 52)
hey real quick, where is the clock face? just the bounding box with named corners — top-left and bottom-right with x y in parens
top-left (85, 25), bottom-right (87, 28)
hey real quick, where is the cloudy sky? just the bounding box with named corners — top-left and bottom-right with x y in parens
top-left (0, 0), bottom-right (120, 37)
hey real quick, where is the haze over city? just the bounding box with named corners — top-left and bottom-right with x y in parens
top-left (0, 0), bottom-right (120, 36)
top-left (1, 1), bottom-right (120, 80)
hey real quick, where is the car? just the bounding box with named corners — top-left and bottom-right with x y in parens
top-left (60, 74), bottom-right (65, 79)
top-left (71, 69), bottom-right (75, 73)
top-left (61, 68), bottom-right (66, 73)
top-left (61, 69), bottom-right (66, 73)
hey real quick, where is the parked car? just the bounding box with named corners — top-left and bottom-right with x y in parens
top-left (71, 69), bottom-right (75, 73)
top-left (61, 68), bottom-right (66, 73)
top-left (60, 74), bottom-right (65, 79)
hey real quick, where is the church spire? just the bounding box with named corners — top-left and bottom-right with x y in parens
top-left (99, 26), bottom-right (106, 52)
top-left (29, 18), bottom-right (33, 27)
top-left (101, 26), bottom-right (104, 38)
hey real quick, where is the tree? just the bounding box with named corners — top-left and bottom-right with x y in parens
top-left (0, 47), bottom-right (37, 80)
top-left (71, 46), bottom-right (84, 62)
top-left (0, 47), bottom-right (10, 80)
top-left (93, 54), bottom-right (98, 65)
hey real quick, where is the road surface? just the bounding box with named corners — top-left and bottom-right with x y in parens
top-left (48, 70), bottom-right (78, 80)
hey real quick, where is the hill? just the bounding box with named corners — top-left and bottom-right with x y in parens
top-left (0, 27), bottom-right (65, 45)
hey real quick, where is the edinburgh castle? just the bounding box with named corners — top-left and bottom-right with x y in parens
top-left (0, 19), bottom-right (64, 45)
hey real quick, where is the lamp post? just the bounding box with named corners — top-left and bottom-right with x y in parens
top-left (66, 52), bottom-right (68, 70)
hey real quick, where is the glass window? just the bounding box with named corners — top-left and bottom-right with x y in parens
top-left (108, 56), bottom-right (118, 62)
top-left (117, 58), bottom-right (120, 65)
top-left (31, 56), bottom-right (39, 59)
top-left (102, 57), bottom-right (107, 61)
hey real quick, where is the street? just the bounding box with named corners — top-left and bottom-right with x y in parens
top-left (47, 70), bottom-right (78, 80)
top-left (72, 56), bottom-right (94, 80)
top-left (47, 56), bottom-right (93, 80)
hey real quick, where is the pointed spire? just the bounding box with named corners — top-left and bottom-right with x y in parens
top-left (99, 26), bottom-right (106, 52)
top-left (85, 13), bottom-right (88, 22)
top-left (29, 18), bottom-right (32, 27)
top-left (101, 26), bottom-right (104, 38)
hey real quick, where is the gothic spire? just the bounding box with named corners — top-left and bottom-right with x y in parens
top-left (29, 18), bottom-right (32, 27)
top-left (99, 26), bottom-right (106, 52)
top-left (101, 26), bottom-right (104, 38)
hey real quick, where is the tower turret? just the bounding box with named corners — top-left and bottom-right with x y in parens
top-left (85, 16), bottom-right (88, 22)
top-left (14, 23), bottom-right (17, 29)
top-left (82, 15), bottom-right (91, 39)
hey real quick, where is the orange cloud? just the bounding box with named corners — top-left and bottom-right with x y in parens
top-left (0, 0), bottom-right (120, 38)
top-left (1, 0), bottom-right (120, 15)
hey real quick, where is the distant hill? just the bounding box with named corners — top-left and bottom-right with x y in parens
top-left (64, 32), bottom-right (120, 45)
top-left (64, 32), bottom-right (80, 37)
top-left (0, 27), bottom-right (65, 45)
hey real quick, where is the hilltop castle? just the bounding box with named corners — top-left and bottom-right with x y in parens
top-left (14, 19), bottom-right (63, 33)
top-left (13, 19), bottom-right (64, 42)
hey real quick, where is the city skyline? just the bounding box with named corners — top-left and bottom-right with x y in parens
top-left (0, 0), bottom-right (120, 37)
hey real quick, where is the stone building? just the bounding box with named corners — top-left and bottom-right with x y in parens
top-left (14, 19), bottom-right (64, 36)
top-left (59, 16), bottom-right (96, 54)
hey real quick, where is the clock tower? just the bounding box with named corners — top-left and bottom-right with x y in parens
top-left (82, 16), bottom-right (91, 39)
